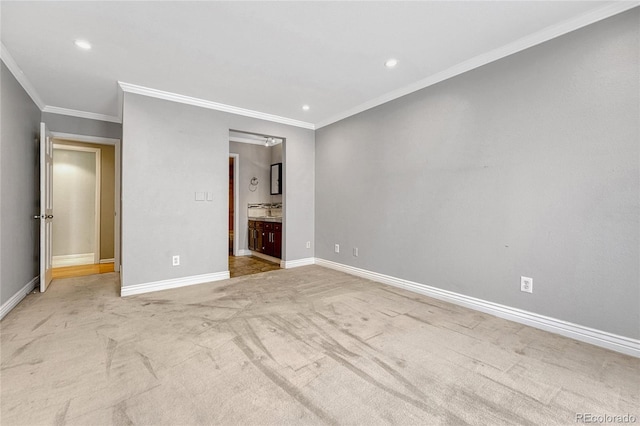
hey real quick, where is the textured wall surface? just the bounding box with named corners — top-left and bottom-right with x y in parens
top-left (315, 10), bottom-right (639, 338)
top-left (122, 93), bottom-right (314, 287)
top-left (0, 62), bottom-right (41, 305)
top-left (42, 112), bottom-right (122, 140)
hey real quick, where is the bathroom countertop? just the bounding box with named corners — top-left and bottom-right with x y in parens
top-left (248, 216), bottom-right (282, 223)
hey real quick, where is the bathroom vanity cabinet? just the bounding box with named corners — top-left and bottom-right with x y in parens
top-left (248, 220), bottom-right (281, 259)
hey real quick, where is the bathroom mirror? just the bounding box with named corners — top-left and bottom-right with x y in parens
top-left (270, 163), bottom-right (282, 195)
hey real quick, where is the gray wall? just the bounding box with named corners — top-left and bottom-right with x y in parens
top-left (0, 61), bottom-right (41, 305)
top-left (315, 10), bottom-right (639, 339)
top-left (42, 112), bottom-right (122, 140)
top-left (122, 93), bottom-right (314, 288)
top-left (229, 141), bottom-right (272, 252)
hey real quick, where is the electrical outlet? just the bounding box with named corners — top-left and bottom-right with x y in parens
top-left (172, 255), bottom-right (180, 266)
top-left (521, 276), bottom-right (532, 293)
top-left (306, 241), bottom-right (311, 249)
top-left (353, 247), bottom-right (358, 257)
top-left (334, 244), bottom-right (340, 253)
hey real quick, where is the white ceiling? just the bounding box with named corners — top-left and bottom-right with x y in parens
top-left (1, 1), bottom-right (633, 128)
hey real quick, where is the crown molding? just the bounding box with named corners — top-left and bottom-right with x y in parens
top-left (42, 105), bottom-right (121, 124)
top-left (315, 1), bottom-right (640, 129)
top-left (1, 43), bottom-right (45, 110)
top-left (1, 43), bottom-right (122, 123)
top-left (5, 2), bottom-right (636, 132)
top-left (119, 81), bottom-right (315, 130)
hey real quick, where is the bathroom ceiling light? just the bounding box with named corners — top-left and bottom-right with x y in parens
top-left (74, 39), bottom-right (92, 50)
top-left (385, 58), bottom-right (398, 68)
top-left (262, 136), bottom-right (283, 147)
top-left (302, 105), bottom-right (310, 111)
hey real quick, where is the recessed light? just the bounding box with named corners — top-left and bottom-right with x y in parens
top-left (302, 105), bottom-right (310, 111)
top-left (74, 39), bottom-right (92, 50)
top-left (385, 58), bottom-right (398, 68)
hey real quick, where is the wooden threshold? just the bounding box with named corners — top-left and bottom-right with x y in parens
top-left (52, 262), bottom-right (115, 279)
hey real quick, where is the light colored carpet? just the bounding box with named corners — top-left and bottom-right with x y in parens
top-left (1, 266), bottom-right (638, 425)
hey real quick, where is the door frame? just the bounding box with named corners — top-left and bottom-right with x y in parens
top-left (51, 132), bottom-right (122, 272)
top-left (52, 143), bottom-right (102, 264)
top-left (229, 153), bottom-right (240, 256)
top-left (40, 123), bottom-right (54, 292)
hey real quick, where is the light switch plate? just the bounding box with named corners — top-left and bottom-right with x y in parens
top-left (195, 192), bottom-right (205, 201)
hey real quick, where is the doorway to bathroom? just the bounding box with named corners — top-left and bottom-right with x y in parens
top-left (228, 130), bottom-right (284, 278)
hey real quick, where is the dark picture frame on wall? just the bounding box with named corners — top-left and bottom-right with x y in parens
top-left (270, 163), bottom-right (282, 195)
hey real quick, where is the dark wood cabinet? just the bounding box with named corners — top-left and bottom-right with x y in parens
top-left (248, 220), bottom-right (281, 259)
top-left (263, 223), bottom-right (282, 258)
top-left (248, 220), bottom-right (264, 252)
top-left (272, 223), bottom-right (282, 258)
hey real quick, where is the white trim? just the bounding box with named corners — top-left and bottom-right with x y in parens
top-left (314, 258), bottom-right (640, 358)
top-left (52, 253), bottom-right (93, 260)
top-left (121, 272), bottom-right (230, 297)
top-left (99, 258), bottom-right (115, 264)
top-left (230, 153), bottom-right (240, 256)
top-left (1, 43), bottom-right (45, 109)
top-left (43, 105), bottom-right (121, 124)
top-left (280, 257), bottom-right (315, 269)
top-left (50, 132), bottom-right (120, 146)
top-left (52, 253), bottom-right (95, 267)
top-left (119, 81), bottom-right (315, 130)
top-left (315, 2), bottom-right (640, 129)
top-left (0, 276), bottom-right (38, 320)
top-left (237, 249), bottom-right (252, 257)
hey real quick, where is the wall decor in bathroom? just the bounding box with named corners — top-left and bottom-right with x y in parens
top-left (270, 163), bottom-right (282, 195)
top-left (249, 177), bottom-right (258, 192)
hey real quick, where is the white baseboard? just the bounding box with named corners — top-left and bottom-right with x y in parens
top-left (99, 258), bottom-right (115, 264)
top-left (121, 271), bottom-right (230, 297)
top-left (0, 276), bottom-right (39, 320)
top-left (280, 257), bottom-right (315, 269)
top-left (314, 258), bottom-right (639, 358)
top-left (236, 250), bottom-right (252, 256)
top-left (52, 253), bottom-right (94, 267)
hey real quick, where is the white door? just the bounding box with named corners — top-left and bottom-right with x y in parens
top-left (39, 122), bottom-right (54, 292)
